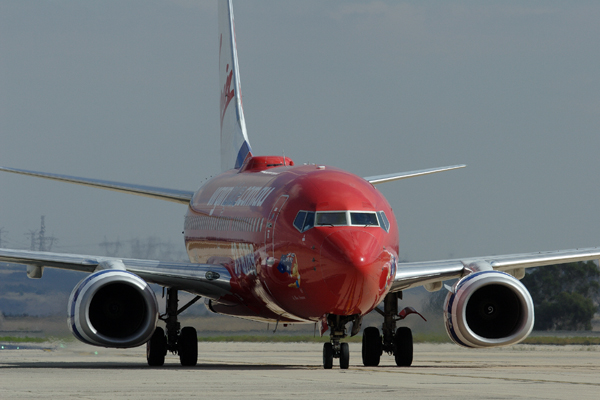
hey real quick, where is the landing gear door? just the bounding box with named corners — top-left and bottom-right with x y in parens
top-left (265, 195), bottom-right (289, 258)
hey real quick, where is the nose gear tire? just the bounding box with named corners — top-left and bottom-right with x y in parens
top-left (323, 342), bottom-right (333, 369)
top-left (340, 342), bottom-right (350, 369)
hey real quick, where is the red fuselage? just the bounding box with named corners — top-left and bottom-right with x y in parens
top-left (184, 156), bottom-right (399, 323)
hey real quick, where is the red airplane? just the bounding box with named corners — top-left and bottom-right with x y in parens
top-left (1, 0), bottom-right (600, 370)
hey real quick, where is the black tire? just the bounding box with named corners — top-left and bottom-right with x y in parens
top-left (339, 342), bottom-right (350, 369)
top-left (323, 342), bottom-right (333, 369)
top-left (179, 326), bottom-right (198, 367)
top-left (394, 327), bottom-right (413, 367)
top-left (362, 327), bottom-right (381, 367)
top-left (146, 327), bottom-right (166, 367)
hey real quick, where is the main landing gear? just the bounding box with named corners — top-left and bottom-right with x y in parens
top-left (322, 314), bottom-right (361, 369)
top-left (361, 291), bottom-right (426, 367)
top-left (146, 288), bottom-right (201, 367)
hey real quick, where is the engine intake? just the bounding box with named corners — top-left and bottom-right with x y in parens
top-left (68, 270), bottom-right (158, 348)
top-left (444, 271), bottom-right (534, 348)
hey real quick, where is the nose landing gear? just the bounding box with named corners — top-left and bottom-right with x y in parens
top-left (322, 314), bottom-right (360, 369)
top-left (146, 288), bottom-right (201, 367)
top-left (323, 341), bottom-right (350, 369)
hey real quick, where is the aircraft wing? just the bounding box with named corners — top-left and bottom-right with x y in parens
top-left (391, 246), bottom-right (600, 292)
top-left (0, 248), bottom-right (231, 300)
top-left (364, 164), bottom-right (466, 185)
top-left (0, 166), bottom-right (194, 204)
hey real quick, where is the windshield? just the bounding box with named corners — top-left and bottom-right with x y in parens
top-left (316, 212), bottom-right (347, 226)
top-left (350, 212), bottom-right (379, 226)
top-left (294, 210), bottom-right (387, 231)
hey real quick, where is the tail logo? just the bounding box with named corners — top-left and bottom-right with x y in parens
top-left (220, 63), bottom-right (235, 131)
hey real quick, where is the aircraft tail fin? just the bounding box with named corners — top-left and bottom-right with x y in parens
top-left (219, 0), bottom-right (252, 171)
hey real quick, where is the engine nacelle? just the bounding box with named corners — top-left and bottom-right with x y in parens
top-left (68, 270), bottom-right (158, 348)
top-left (444, 271), bottom-right (534, 348)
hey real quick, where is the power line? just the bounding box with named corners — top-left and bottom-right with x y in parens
top-left (0, 227), bottom-right (6, 248)
top-left (99, 236), bottom-right (122, 257)
top-left (37, 215), bottom-right (57, 252)
top-left (25, 230), bottom-right (37, 251)
top-left (21, 216), bottom-right (59, 251)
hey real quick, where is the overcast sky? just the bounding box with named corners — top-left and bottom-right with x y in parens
top-left (1, 0), bottom-right (599, 263)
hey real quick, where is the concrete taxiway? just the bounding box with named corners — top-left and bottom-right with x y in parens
top-left (0, 342), bottom-right (599, 399)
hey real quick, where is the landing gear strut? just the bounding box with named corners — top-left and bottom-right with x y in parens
top-left (323, 314), bottom-right (360, 369)
top-left (361, 291), bottom-right (416, 367)
top-left (146, 288), bottom-right (201, 366)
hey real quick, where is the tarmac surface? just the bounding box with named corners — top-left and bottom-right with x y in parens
top-left (0, 341), bottom-right (599, 399)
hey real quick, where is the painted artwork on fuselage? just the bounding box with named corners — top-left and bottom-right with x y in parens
top-left (277, 253), bottom-right (301, 288)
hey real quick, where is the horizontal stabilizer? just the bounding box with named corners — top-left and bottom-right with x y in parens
top-left (364, 164), bottom-right (466, 185)
top-left (0, 166), bottom-right (194, 204)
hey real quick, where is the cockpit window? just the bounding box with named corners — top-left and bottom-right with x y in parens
top-left (377, 211), bottom-right (390, 232)
top-left (295, 210), bottom-right (387, 232)
top-left (293, 211), bottom-right (315, 232)
top-left (293, 211), bottom-right (307, 231)
top-left (303, 211), bottom-right (315, 231)
top-left (316, 212), bottom-right (347, 226)
top-left (350, 212), bottom-right (379, 226)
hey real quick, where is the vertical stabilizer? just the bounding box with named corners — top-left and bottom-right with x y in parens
top-left (219, 0), bottom-right (252, 171)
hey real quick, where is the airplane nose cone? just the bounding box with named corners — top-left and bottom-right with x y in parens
top-left (320, 230), bottom-right (390, 314)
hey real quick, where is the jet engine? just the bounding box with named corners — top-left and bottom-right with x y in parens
top-left (68, 270), bottom-right (158, 348)
top-left (444, 271), bottom-right (534, 348)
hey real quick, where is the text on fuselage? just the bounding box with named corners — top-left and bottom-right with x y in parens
top-left (207, 186), bottom-right (275, 207)
top-left (232, 242), bottom-right (256, 276)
